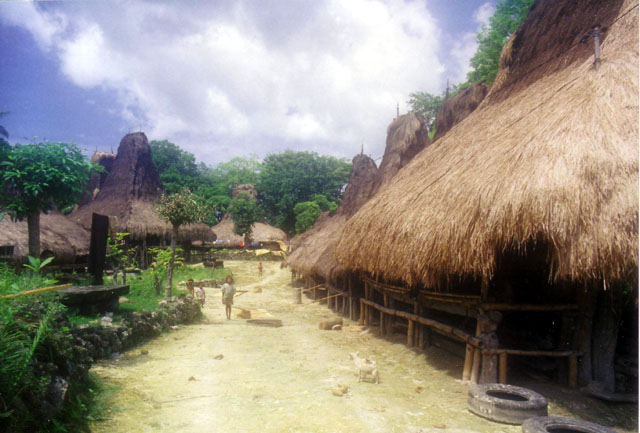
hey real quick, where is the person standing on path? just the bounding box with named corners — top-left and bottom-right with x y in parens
top-left (221, 276), bottom-right (236, 320)
top-left (258, 262), bottom-right (263, 278)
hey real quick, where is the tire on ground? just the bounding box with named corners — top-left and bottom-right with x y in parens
top-left (522, 416), bottom-right (619, 433)
top-left (467, 383), bottom-right (548, 424)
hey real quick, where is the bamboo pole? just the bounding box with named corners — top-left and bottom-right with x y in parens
top-left (499, 353), bottom-right (508, 384)
top-left (304, 293), bottom-right (341, 305)
top-left (0, 283), bottom-right (72, 299)
top-left (481, 348), bottom-right (578, 357)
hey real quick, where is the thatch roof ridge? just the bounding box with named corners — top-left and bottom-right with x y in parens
top-left (210, 214), bottom-right (287, 244)
top-left (334, 0), bottom-right (638, 287)
top-left (0, 212), bottom-right (90, 263)
top-left (433, 82), bottom-right (489, 141)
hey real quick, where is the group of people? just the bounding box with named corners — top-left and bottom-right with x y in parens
top-left (186, 275), bottom-right (237, 320)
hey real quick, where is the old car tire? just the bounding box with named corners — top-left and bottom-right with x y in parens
top-left (522, 416), bottom-right (619, 433)
top-left (468, 383), bottom-right (548, 424)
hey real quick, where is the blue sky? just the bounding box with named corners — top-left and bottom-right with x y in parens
top-left (0, 0), bottom-right (495, 166)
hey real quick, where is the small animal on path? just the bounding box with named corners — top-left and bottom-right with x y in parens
top-left (349, 351), bottom-right (379, 384)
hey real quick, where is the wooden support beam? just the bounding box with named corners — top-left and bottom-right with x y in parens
top-left (499, 353), bottom-right (508, 384)
top-left (407, 319), bottom-right (415, 347)
top-left (359, 299), bottom-right (364, 325)
top-left (481, 303), bottom-right (578, 312)
top-left (471, 348), bottom-right (481, 384)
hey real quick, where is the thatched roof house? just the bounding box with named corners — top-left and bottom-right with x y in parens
top-left (0, 212), bottom-right (90, 263)
top-left (335, 0), bottom-right (637, 289)
top-left (77, 152), bottom-right (116, 207)
top-left (69, 133), bottom-right (212, 243)
top-left (211, 184), bottom-right (287, 245)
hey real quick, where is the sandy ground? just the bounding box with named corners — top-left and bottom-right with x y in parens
top-left (90, 261), bottom-right (637, 433)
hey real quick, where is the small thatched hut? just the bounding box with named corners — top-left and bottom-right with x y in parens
top-left (335, 0), bottom-right (637, 390)
top-left (210, 184), bottom-right (287, 247)
top-left (0, 212), bottom-right (90, 265)
top-left (69, 133), bottom-right (213, 264)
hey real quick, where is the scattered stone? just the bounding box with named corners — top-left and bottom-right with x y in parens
top-left (119, 297), bottom-right (129, 303)
top-left (433, 424), bottom-right (447, 429)
top-left (253, 288), bottom-right (262, 293)
top-left (319, 317), bottom-right (343, 330)
top-left (101, 316), bottom-right (113, 327)
top-left (331, 384), bottom-right (349, 396)
top-left (331, 324), bottom-right (342, 330)
top-left (188, 376), bottom-right (196, 381)
top-left (214, 354), bottom-right (224, 360)
top-left (141, 349), bottom-right (149, 355)
top-left (415, 385), bottom-right (424, 393)
top-left (237, 309), bottom-right (251, 319)
top-left (170, 325), bottom-right (179, 330)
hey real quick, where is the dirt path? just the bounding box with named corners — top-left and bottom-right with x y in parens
top-left (90, 261), bottom-right (636, 433)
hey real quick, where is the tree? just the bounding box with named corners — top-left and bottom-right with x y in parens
top-left (258, 151), bottom-right (350, 235)
top-left (0, 142), bottom-right (97, 257)
top-left (157, 188), bottom-right (203, 297)
top-left (467, 0), bottom-right (535, 84)
top-left (293, 201), bottom-right (322, 234)
top-left (407, 92), bottom-right (444, 130)
top-left (149, 139), bottom-right (201, 194)
top-left (228, 192), bottom-right (262, 245)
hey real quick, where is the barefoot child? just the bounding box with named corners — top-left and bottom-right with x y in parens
top-left (258, 262), bottom-right (263, 277)
top-left (195, 281), bottom-right (206, 306)
top-left (221, 276), bottom-right (236, 320)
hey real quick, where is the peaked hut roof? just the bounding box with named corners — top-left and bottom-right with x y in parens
top-left (211, 184), bottom-right (287, 244)
top-left (69, 133), bottom-right (212, 242)
top-left (77, 151), bottom-right (116, 207)
top-left (433, 82), bottom-right (489, 141)
top-left (335, 0), bottom-right (638, 288)
top-left (0, 212), bottom-right (90, 263)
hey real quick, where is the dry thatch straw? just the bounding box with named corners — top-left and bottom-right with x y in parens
top-left (335, 0), bottom-right (638, 288)
top-left (69, 133), bottom-right (213, 243)
top-left (0, 212), bottom-right (90, 263)
top-left (433, 82), bottom-right (489, 142)
top-left (371, 112), bottom-right (431, 194)
top-left (77, 152), bottom-right (116, 207)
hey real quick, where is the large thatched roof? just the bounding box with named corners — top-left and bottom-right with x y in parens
top-left (69, 133), bottom-right (212, 242)
top-left (77, 152), bottom-right (116, 207)
top-left (336, 0), bottom-right (638, 288)
top-left (0, 212), bottom-right (90, 263)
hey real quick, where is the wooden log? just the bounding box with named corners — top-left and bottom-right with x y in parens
top-left (470, 348), bottom-right (481, 384)
top-left (569, 354), bottom-right (578, 388)
top-left (499, 353), bottom-right (508, 384)
top-left (462, 344), bottom-right (474, 381)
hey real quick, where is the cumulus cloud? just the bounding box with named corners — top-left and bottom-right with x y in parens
top-left (2, 0), bottom-right (448, 164)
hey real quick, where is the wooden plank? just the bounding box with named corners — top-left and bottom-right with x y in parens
top-left (463, 344), bottom-right (474, 381)
top-left (470, 348), bottom-right (481, 384)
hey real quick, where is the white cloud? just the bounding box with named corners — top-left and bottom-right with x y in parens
top-left (2, 0), bottom-right (446, 164)
top-left (473, 2), bottom-right (495, 27)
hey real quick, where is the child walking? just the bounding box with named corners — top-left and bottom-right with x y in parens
top-left (195, 281), bottom-right (206, 306)
top-left (221, 276), bottom-right (236, 320)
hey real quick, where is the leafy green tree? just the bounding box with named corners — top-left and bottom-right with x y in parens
top-left (293, 201), bottom-right (322, 234)
top-left (258, 151), bottom-right (350, 235)
top-left (311, 194), bottom-right (338, 213)
top-left (157, 188), bottom-right (204, 297)
top-left (0, 142), bottom-right (97, 257)
top-left (407, 92), bottom-right (443, 130)
top-left (149, 140), bottom-right (201, 194)
top-left (467, 0), bottom-right (535, 84)
top-left (228, 192), bottom-right (262, 245)
top-left (148, 247), bottom-right (183, 295)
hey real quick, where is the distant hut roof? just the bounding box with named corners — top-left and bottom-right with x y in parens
top-left (433, 82), bottom-right (489, 141)
top-left (69, 133), bottom-right (212, 242)
top-left (0, 212), bottom-right (90, 263)
top-left (78, 152), bottom-right (116, 207)
top-left (336, 0), bottom-right (638, 288)
top-left (211, 214), bottom-right (287, 244)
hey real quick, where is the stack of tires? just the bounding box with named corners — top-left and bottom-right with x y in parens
top-left (468, 384), bottom-right (619, 432)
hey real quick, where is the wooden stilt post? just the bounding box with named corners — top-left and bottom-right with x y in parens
top-left (499, 353), bottom-right (508, 384)
top-left (471, 348), bottom-right (481, 384)
top-left (296, 288), bottom-right (302, 304)
top-left (359, 299), bottom-right (364, 325)
top-left (348, 277), bottom-right (354, 320)
top-left (569, 354), bottom-right (578, 388)
top-left (413, 303), bottom-right (420, 347)
top-left (462, 344), bottom-right (474, 381)
top-left (407, 319), bottom-right (414, 347)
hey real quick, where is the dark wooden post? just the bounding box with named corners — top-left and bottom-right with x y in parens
top-left (88, 213), bottom-right (109, 285)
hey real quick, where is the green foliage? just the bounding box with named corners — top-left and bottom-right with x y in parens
top-left (407, 91), bottom-right (444, 130)
top-left (157, 188), bottom-right (204, 229)
top-left (0, 263), bottom-right (57, 297)
top-left (228, 192), bottom-right (262, 242)
top-left (22, 256), bottom-right (54, 274)
top-left (0, 142), bottom-right (98, 219)
top-left (293, 201), bottom-right (322, 234)
top-left (106, 233), bottom-right (137, 282)
top-left (258, 151), bottom-right (350, 235)
top-left (467, 0), bottom-right (534, 84)
top-left (149, 140), bottom-right (200, 194)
